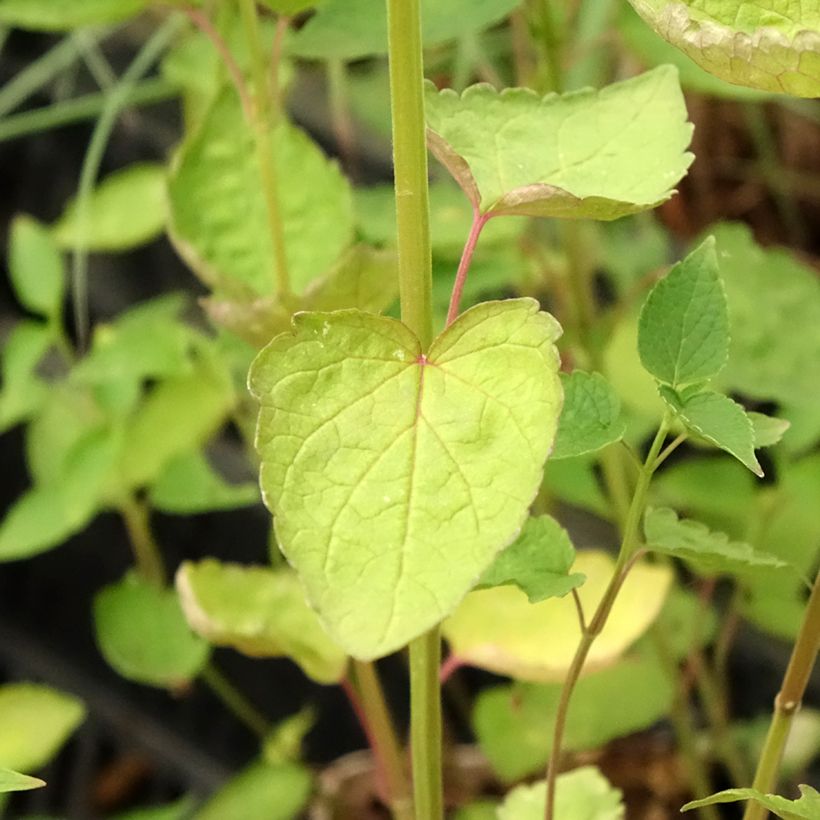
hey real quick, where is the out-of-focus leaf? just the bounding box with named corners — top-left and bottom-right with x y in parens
top-left (8, 215), bottom-right (65, 319)
top-left (749, 411), bottom-right (791, 448)
top-left (0, 0), bottom-right (148, 29)
top-left (683, 785), bottom-right (820, 818)
top-left (111, 797), bottom-right (196, 820)
top-left (0, 321), bottom-right (53, 432)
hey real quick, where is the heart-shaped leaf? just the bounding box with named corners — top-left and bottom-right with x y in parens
top-left (477, 515), bottom-right (585, 603)
top-left (176, 560), bottom-right (347, 684)
top-left (683, 785), bottom-right (820, 819)
top-left (443, 550), bottom-right (672, 681)
top-left (552, 371), bottom-right (626, 460)
top-left (425, 66), bottom-right (693, 220)
top-left (498, 767), bottom-right (625, 820)
top-left (627, 0), bottom-right (820, 97)
top-left (249, 299), bottom-right (563, 659)
top-left (0, 767), bottom-right (45, 793)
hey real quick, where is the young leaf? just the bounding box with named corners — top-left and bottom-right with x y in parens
top-left (443, 550), bottom-right (672, 681)
top-left (169, 89), bottom-right (353, 297)
top-left (749, 411), bottom-right (791, 448)
top-left (249, 299), bottom-right (563, 659)
top-left (0, 0), bottom-right (148, 29)
top-left (0, 768), bottom-right (45, 793)
top-left (476, 515), bottom-right (585, 603)
top-left (497, 767), bottom-right (624, 820)
top-left (661, 387), bottom-right (763, 476)
top-left (94, 573), bottom-right (210, 688)
top-left (552, 371), bottom-right (626, 459)
top-left (176, 561), bottom-right (347, 684)
top-left (627, 0), bottom-right (820, 97)
top-left (0, 683), bottom-right (85, 772)
top-left (474, 649), bottom-right (675, 781)
top-left (638, 237), bottom-right (729, 387)
top-left (0, 321), bottom-right (52, 432)
top-left (8, 215), bottom-right (65, 320)
top-left (425, 66), bottom-right (693, 220)
top-left (52, 163), bottom-right (167, 252)
top-left (288, 0), bottom-right (521, 60)
top-left (193, 760), bottom-right (312, 820)
top-left (682, 785), bottom-right (820, 819)
top-left (644, 507), bottom-right (788, 576)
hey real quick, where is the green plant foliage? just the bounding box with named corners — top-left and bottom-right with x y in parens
top-left (149, 452), bottom-right (259, 514)
top-left (627, 0), bottom-right (820, 96)
top-left (287, 0), bottom-right (521, 59)
top-left (0, 768), bottom-right (45, 793)
top-left (176, 561), bottom-right (347, 684)
top-left (452, 802), bottom-right (498, 820)
top-left (0, 321), bottom-right (52, 432)
top-left (52, 163), bottom-right (167, 252)
top-left (497, 766), bottom-right (624, 820)
top-left (650, 585), bottom-right (719, 660)
top-left (542, 455), bottom-right (611, 518)
top-left (749, 411), bottom-right (791, 448)
top-left (474, 648), bottom-right (674, 781)
top-left (638, 237), bottom-right (728, 387)
top-left (683, 785), bottom-right (820, 819)
top-left (552, 371), bottom-right (626, 459)
top-left (168, 89), bottom-right (353, 297)
top-left (425, 67), bottom-right (693, 220)
top-left (94, 573), bottom-right (211, 688)
top-left (644, 507), bottom-right (788, 576)
top-left (192, 760), bottom-right (312, 820)
top-left (259, 0), bottom-right (317, 14)
top-left (476, 515), bottom-right (585, 603)
top-left (8, 215), bottom-right (65, 320)
top-left (111, 797), bottom-right (196, 820)
top-left (0, 684), bottom-right (85, 773)
top-left (262, 708), bottom-right (315, 765)
top-left (0, 0), bottom-right (148, 29)
top-left (443, 550), bottom-right (672, 681)
top-left (249, 299), bottom-right (563, 659)
top-left (661, 387), bottom-right (763, 476)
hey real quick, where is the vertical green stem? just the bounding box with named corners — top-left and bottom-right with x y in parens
top-left (238, 0), bottom-right (291, 298)
top-left (119, 497), bottom-right (166, 587)
top-left (743, 568), bottom-right (820, 820)
top-left (201, 662), bottom-right (271, 738)
top-left (326, 58), bottom-right (356, 170)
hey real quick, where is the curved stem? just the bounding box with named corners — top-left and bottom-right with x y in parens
top-left (119, 496), bottom-right (166, 587)
top-left (743, 568), bottom-right (820, 820)
top-left (446, 209), bottom-right (490, 327)
top-left (201, 662), bottom-right (270, 738)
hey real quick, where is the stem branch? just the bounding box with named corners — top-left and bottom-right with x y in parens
top-left (446, 209), bottom-right (490, 327)
top-left (201, 662), bottom-right (270, 738)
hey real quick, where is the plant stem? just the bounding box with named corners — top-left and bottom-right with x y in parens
top-left (70, 16), bottom-right (180, 351)
top-left (119, 497), bottom-right (166, 587)
top-left (446, 210), bottom-right (490, 327)
top-left (351, 660), bottom-right (414, 820)
top-left (544, 416), bottom-right (669, 820)
top-left (327, 58), bottom-right (357, 173)
top-left (0, 79), bottom-right (178, 143)
top-left (201, 662), bottom-right (271, 738)
top-left (410, 628), bottom-right (444, 820)
top-left (743, 568), bottom-right (820, 820)
top-left (238, 0), bottom-right (291, 298)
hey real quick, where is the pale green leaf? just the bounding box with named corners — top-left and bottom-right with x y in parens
top-left (425, 66), bottom-right (693, 219)
top-left (8, 215), bottom-right (65, 319)
top-left (259, 0), bottom-right (316, 13)
top-left (749, 411), bottom-right (791, 448)
top-left (638, 237), bottom-right (729, 386)
top-left (0, 684), bottom-right (85, 772)
top-left (288, 0), bottom-right (521, 59)
top-left (193, 761), bottom-right (312, 820)
top-left (552, 371), bottom-right (626, 459)
top-left (477, 515), bottom-right (584, 603)
top-left (453, 803), bottom-right (497, 820)
top-left (683, 785), bottom-right (820, 819)
top-left (53, 164), bottom-right (166, 252)
top-left (0, 0), bottom-right (148, 29)
top-left (249, 299), bottom-right (562, 659)
top-left (498, 767), bottom-right (624, 820)
top-left (0, 321), bottom-right (52, 432)
top-left (627, 0), bottom-right (820, 96)
top-left (474, 649), bottom-right (674, 781)
top-left (94, 573), bottom-right (210, 688)
top-left (0, 768), bottom-right (45, 793)
top-left (661, 387), bottom-right (763, 476)
top-left (176, 561), bottom-right (347, 684)
top-left (169, 89), bottom-right (353, 297)
top-left (262, 709), bottom-right (315, 765)
top-left (644, 507), bottom-right (788, 575)
top-left (443, 550), bottom-right (672, 681)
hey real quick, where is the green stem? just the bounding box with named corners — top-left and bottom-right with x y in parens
top-left (70, 16), bottom-right (180, 351)
top-left (351, 660), bottom-right (414, 820)
top-left (409, 629), bottom-right (443, 820)
top-left (544, 416), bottom-right (670, 820)
top-left (529, 0), bottom-right (564, 93)
top-left (743, 568), bottom-right (820, 820)
top-left (0, 79), bottom-right (178, 143)
top-left (119, 497), bottom-right (166, 587)
top-left (238, 0), bottom-right (291, 298)
top-left (201, 662), bottom-right (271, 738)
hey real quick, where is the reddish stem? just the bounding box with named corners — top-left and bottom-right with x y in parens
top-left (446, 209), bottom-right (490, 326)
top-left (439, 654), bottom-right (464, 684)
